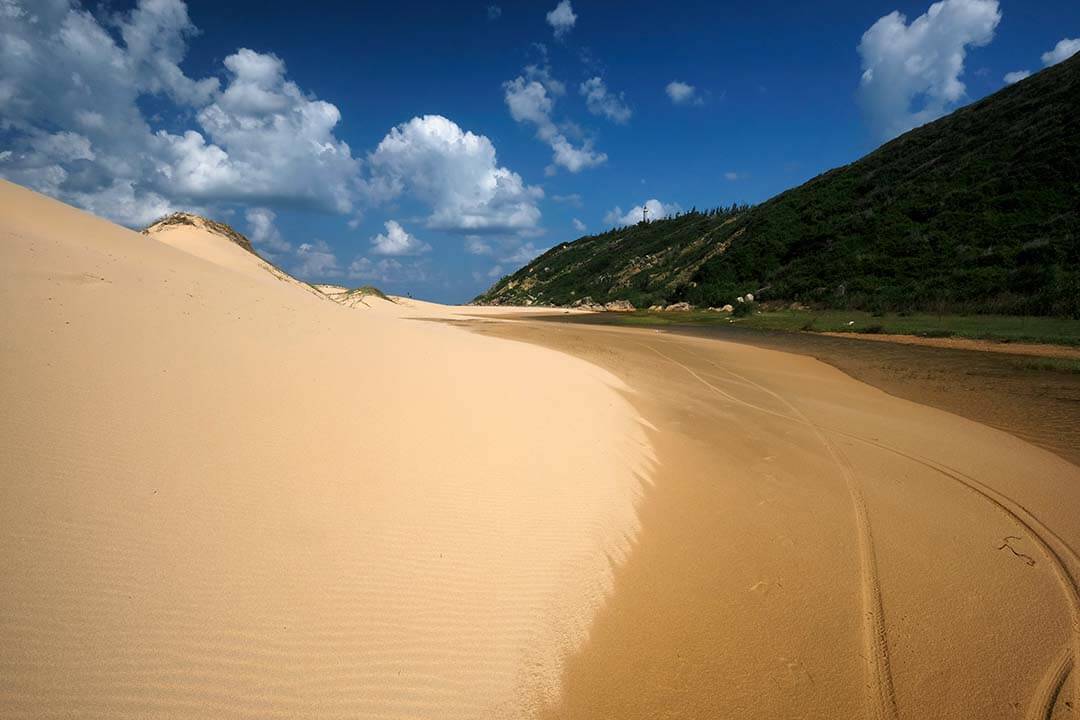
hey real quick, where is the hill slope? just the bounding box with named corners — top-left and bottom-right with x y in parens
top-left (477, 54), bottom-right (1080, 316)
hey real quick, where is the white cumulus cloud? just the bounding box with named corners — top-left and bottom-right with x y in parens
top-left (464, 236), bottom-right (493, 255)
top-left (1042, 37), bottom-right (1080, 66)
top-left (0, 0), bottom-right (551, 292)
top-left (604, 199), bottom-right (680, 227)
top-left (665, 81), bottom-right (699, 105)
top-left (580, 77), bottom-right (631, 123)
top-left (546, 1), bottom-right (576, 39)
top-left (348, 256), bottom-right (429, 285)
top-left (500, 242), bottom-right (547, 266)
top-left (0, 0), bottom-right (362, 224)
top-left (293, 240), bottom-right (343, 279)
top-left (1003, 70), bottom-right (1031, 85)
top-left (504, 71), bottom-right (606, 174)
top-left (245, 207), bottom-right (291, 254)
top-left (1002, 37), bottom-right (1078, 88)
top-left (370, 220), bottom-right (431, 256)
top-left (572, 218), bottom-right (586, 232)
top-left (857, 0), bottom-right (1001, 141)
top-left (367, 115), bottom-right (543, 234)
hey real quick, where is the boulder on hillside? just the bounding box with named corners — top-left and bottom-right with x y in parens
top-left (571, 296), bottom-right (605, 311)
top-left (664, 302), bottom-right (692, 311)
top-left (604, 300), bottom-right (635, 312)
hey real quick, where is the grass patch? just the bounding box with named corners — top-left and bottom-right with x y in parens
top-left (585, 309), bottom-right (1080, 346)
top-left (1005, 357), bottom-right (1080, 374)
top-left (346, 285), bottom-right (393, 302)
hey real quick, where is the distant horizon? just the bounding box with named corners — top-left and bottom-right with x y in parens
top-left (1, 0), bottom-right (1077, 302)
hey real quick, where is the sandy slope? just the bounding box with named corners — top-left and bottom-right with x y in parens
top-left (0, 181), bottom-right (649, 719)
top-left (5, 177), bottom-right (1079, 720)
top-left (469, 320), bottom-right (1080, 720)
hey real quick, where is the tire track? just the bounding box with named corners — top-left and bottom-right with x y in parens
top-left (634, 340), bottom-right (900, 720)
top-left (821, 427), bottom-right (1080, 720)
top-left (659, 336), bottom-right (1080, 720)
top-left (1027, 648), bottom-right (1072, 720)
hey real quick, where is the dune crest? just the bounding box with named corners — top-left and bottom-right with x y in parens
top-left (0, 180), bottom-right (651, 718)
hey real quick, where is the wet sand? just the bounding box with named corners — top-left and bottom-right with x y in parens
top-left (461, 318), bottom-right (1080, 720)
top-left (537, 314), bottom-right (1080, 468)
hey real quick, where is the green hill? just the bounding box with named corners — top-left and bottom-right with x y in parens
top-left (476, 54), bottom-right (1080, 317)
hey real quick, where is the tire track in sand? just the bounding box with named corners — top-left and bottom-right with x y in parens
top-left (819, 428), bottom-right (1080, 720)
top-left (635, 341), bottom-right (900, 720)
top-left (657, 336), bottom-right (1080, 720)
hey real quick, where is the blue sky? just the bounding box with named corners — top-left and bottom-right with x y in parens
top-left (1, 0), bottom-right (1078, 302)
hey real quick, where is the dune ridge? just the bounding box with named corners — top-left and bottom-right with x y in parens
top-left (0, 180), bottom-right (651, 719)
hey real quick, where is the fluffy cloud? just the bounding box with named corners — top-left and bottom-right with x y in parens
top-left (546, 1), bottom-right (576, 39)
top-left (604, 198), bottom-right (680, 227)
top-left (293, 240), bottom-right (343, 278)
top-left (464, 236), bottom-right (493, 255)
top-left (580, 77), bottom-right (631, 123)
top-left (665, 81), bottom-right (699, 105)
top-left (487, 5), bottom-right (501, 20)
top-left (504, 71), bottom-right (606, 174)
top-left (572, 218), bottom-right (586, 232)
top-left (1002, 37), bottom-right (1077, 92)
top-left (499, 241), bottom-right (547, 266)
top-left (245, 207), bottom-right (291, 254)
top-left (188, 48), bottom-right (360, 212)
top-left (367, 115), bottom-right (542, 234)
top-left (857, 0), bottom-right (1001, 141)
top-left (724, 171), bottom-right (740, 181)
top-left (370, 220), bottom-right (431, 256)
top-left (348, 256), bottom-right (429, 284)
top-left (1042, 38), bottom-right (1080, 66)
top-left (0, 0), bottom-right (361, 225)
top-left (1003, 70), bottom-right (1031, 85)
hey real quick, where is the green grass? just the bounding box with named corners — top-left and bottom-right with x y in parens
top-left (587, 309), bottom-right (1080, 346)
top-left (346, 285), bottom-right (393, 302)
top-left (1004, 357), bottom-right (1080, 374)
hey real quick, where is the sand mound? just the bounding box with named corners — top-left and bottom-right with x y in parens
top-left (143, 212), bottom-right (319, 296)
top-left (314, 284), bottom-right (401, 311)
top-left (0, 180), bottom-right (650, 719)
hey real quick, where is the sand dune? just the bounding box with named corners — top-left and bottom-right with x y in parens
top-left (470, 320), bottom-right (1080, 720)
top-left (4, 177), bottom-right (1080, 719)
top-left (0, 181), bottom-right (649, 719)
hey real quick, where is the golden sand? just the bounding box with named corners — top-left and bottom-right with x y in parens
top-left (3, 179), bottom-right (1079, 719)
top-left (0, 181), bottom-right (648, 718)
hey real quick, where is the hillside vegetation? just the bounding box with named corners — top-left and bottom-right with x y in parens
top-left (476, 54), bottom-right (1080, 317)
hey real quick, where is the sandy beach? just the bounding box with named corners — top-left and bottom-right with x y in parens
top-left (3, 180), bottom-right (1080, 719)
